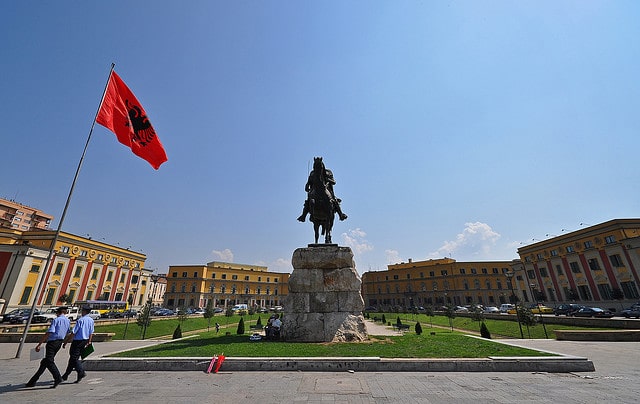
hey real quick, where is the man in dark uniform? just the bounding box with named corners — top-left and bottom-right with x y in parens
top-left (26, 306), bottom-right (70, 388)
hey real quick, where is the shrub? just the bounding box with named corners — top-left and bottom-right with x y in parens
top-left (256, 316), bottom-right (262, 326)
top-left (415, 321), bottom-right (422, 335)
top-left (396, 316), bottom-right (402, 327)
top-left (172, 324), bottom-right (182, 339)
top-left (480, 322), bottom-right (491, 339)
top-left (237, 317), bottom-right (245, 335)
top-left (381, 314), bottom-right (386, 324)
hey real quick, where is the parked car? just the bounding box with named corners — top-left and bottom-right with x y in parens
top-left (65, 306), bottom-right (80, 321)
top-left (454, 306), bottom-right (469, 313)
top-left (620, 304), bottom-right (640, 319)
top-left (483, 306), bottom-right (500, 314)
top-left (2, 309), bottom-right (24, 323)
top-left (103, 311), bottom-right (123, 319)
top-left (33, 308), bottom-right (59, 323)
top-left (573, 307), bottom-right (614, 318)
top-left (554, 304), bottom-right (583, 316)
top-left (86, 310), bottom-right (101, 320)
top-left (499, 304), bottom-right (515, 313)
top-left (529, 304), bottom-right (554, 314)
top-left (122, 309), bottom-right (138, 318)
top-left (213, 308), bottom-right (224, 313)
top-left (193, 308), bottom-right (205, 315)
top-left (9, 309), bottom-right (42, 324)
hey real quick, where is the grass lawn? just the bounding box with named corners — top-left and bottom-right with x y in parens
top-left (110, 330), bottom-right (550, 358)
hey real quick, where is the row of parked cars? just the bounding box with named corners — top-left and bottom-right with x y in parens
top-left (554, 303), bottom-right (640, 318)
top-left (1, 306), bottom-right (83, 324)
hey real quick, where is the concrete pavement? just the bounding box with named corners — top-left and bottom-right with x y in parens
top-left (1, 331), bottom-right (638, 403)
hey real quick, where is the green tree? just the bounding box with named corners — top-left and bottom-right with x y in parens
top-left (177, 306), bottom-right (189, 325)
top-left (172, 324), bottom-right (182, 339)
top-left (517, 305), bottom-right (536, 338)
top-left (470, 304), bottom-right (485, 330)
top-left (415, 321), bottom-right (422, 335)
top-left (381, 314), bottom-right (386, 324)
top-left (204, 301), bottom-right (215, 332)
top-left (424, 306), bottom-right (434, 328)
top-left (237, 317), bottom-right (245, 335)
top-left (58, 293), bottom-right (72, 306)
top-left (480, 322), bottom-right (491, 339)
top-left (611, 288), bottom-right (625, 311)
top-left (396, 316), bottom-right (402, 327)
top-left (136, 298), bottom-right (153, 339)
top-left (256, 316), bottom-right (262, 326)
top-left (443, 305), bottom-right (456, 331)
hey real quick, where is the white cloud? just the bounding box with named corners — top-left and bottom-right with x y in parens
top-left (385, 249), bottom-right (402, 265)
top-left (427, 222), bottom-right (502, 260)
top-left (341, 228), bottom-right (374, 255)
top-left (211, 248), bottom-right (234, 262)
top-left (254, 258), bottom-right (292, 273)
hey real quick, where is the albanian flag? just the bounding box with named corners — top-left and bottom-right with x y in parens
top-left (96, 71), bottom-right (168, 169)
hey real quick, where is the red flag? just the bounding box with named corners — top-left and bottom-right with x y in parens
top-left (96, 71), bottom-right (168, 169)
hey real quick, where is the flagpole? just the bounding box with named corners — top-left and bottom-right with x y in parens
top-left (16, 63), bottom-right (116, 358)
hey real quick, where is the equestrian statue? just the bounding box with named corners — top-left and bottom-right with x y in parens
top-left (297, 157), bottom-right (347, 244)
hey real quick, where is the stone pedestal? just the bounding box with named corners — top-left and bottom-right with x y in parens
top-left (283, 245), bottom-right (368, 342)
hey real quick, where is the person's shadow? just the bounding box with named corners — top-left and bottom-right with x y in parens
top-left (0, 381), bottom-right (56, 393)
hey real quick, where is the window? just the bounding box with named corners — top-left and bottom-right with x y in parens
top-left (597, 284), bottom-right (612, 300)
top-left (44, 288), bottom-right (56, 305)
top-left (59, 246), bottom-right (70, 254)
top-left (92, 269), bottom-right (99, 280)
top-left (566, 246), bottom-right (574, 253)
top-left (459, 268), bottom-right (466, 274)
top-left (474, 280), bottom-right (480, 289)
top-left (232, 275), bottom-right (238, 280)
top-left (569, 262), bottom-right (581, 273)
top-left (181, 284), bottom-right (186, 292)
top-left (211, 273), bottom-right (216, 279)
top-left (441, 270), bottom-right (448, 276)
top-left (527, 270), bottom-right (536, 279)
top-left (609, 254), bottom-right (624, 267)
top-left (111, 257), bottom-right (117, 264)
top-left (481, 268), bottom-right (488, 274)
top-left (496, 280), bottom-right (502, 290)
top-left (429, 271), bottom-right (435, 277)
top-left (97, 254), bottom-right (104, 261)
top-left (550, 249), bottom-right (558, 257)
top-left (54, 263), bottom-right (64, 275)
top-left (471, 268), bottom-right (477, 274)
top-left (191, 285), bottom-right (196, 293)
top-left (86, 290), bottom-right (94, 300)
top-left (258, 276), bottom-right (262, 281)
top-left (274, 278), bottom-right (278, 283)
top-left (267, 277), bottom-right (270, 282)
top-left (120, 273), bottom-right (125, 282)
top-left (172, 272), bottom-right (178, 277)
top-left (80, 250), bottom-right (88, 257)
top-left (68, 289), bottom-right (76, 302)
top-left (492, 268), bottom-right (499, 274)
top-left (244, 276), bottom-right (250, 281)
top-left (171, 285), bottom-right (176, 293)
top-left (463, 281), bottom-right (469, 290)
top-left (578, 285), bottom-right (592, 300)
top-left (587, 258), bottom-right (601, 271)
top-left (182, 272), bottom-right (188, 277)
top-left (393, 275), bottom-right (399, 280)
top-left (193, 272), bottom-right (198, 278)
top-left (245, 287), bottom-right (250, 294)
top-left (486, 281), bottom-right (492, 290)
top-left (30, 264), bottom-right (40, 273)
top-left (556, 264), bottom-right (563, 275)
top-left (19, 287), bottom-right (32, 304)
top-left (256, 287), bottom-right (261, 295)
top-left (406, 274), bottom-right (411, 279)
top-left (605, 235), bottom-right (616, 244)
top-left (539, 268), bottom-right (548, 277)
top-left (537, 254), bottom-right (544, 260)
top-left (107, 271), bottom-right (113, 281)
top-left (74, 266), bottom-right (82, 278)
top-left (131, 275), bottom-right (139, 284)
top-left (222, 274), bottom-right (227, 279)
top-left (584, 241), bottom-right (594, 249)
top-left (621, 281), bottom-right (639, 299)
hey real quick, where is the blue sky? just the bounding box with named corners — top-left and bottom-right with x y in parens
top-left (2, 2), bottom-right (638, 275)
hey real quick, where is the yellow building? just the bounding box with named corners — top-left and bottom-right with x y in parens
top-left (513, 218), bottom-right (640, 306)
top-left (0, 228), bottom-right (152, 313)
top-left (165, 261), bottom-right (290, 310)
top-left (362, 258), bottom-right (515, 309)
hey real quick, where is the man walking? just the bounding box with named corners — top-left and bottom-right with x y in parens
top-left (62, 306), bottom-right (94, 383)
top-left (26, 306), bottom-right (70, 388)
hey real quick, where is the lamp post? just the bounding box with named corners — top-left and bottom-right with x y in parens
top-left (141, 274), bottom-right (160, 340)
top-left (123, 287), bottom-right (136, 339)
top-left (505, 270), bottom-right (524, 339)
top-left (529, 283), bottom-right (548, 339)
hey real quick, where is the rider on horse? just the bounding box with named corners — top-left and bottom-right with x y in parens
top-left (297, 162), bottom-right (348, 222)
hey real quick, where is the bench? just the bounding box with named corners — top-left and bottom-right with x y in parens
top-left (249, 325), bottom-right (264, 331)
top-left (394, 324), bottom-right (410, 331)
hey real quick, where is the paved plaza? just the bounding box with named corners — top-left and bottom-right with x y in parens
top-left (0, 330), bottom-right (638, 403)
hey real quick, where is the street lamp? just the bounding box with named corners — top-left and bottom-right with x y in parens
top-left (529, 283), bottom-right (549, 339)
top-left (505, 270), bottom-right (524, 339)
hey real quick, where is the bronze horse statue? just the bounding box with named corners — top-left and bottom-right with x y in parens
top-left (299, 157), bottom-right (347, 244)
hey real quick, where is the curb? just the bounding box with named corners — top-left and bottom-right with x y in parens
top-left (83, 355), bottom-right (594, 373)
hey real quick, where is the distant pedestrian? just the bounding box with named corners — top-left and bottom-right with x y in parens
top-left (25, 307), bottom-right (70, 388)
top-left (215, 322), bottom-right (220, 333)
top-left (62, 306), bottom-right (94, 383)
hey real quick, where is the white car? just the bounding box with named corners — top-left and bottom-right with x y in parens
top-left (86, 310), bottom-right (101, 320)
top-left (483, 306), bottom-right (500, 314)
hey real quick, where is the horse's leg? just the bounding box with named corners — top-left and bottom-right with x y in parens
top-left (314, 222), bottom-right (320, 244)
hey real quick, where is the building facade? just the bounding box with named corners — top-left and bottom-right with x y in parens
top-left (362, 258), bottom-right (515, 310)
top-left (513, 218), bottom-right (640, 307)
top-left (0, 228), bottom-right (152, 313)
top-left (0, 198), bottom-right (53, 231)
top-left (164, 261), bottom-right (290, 310)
